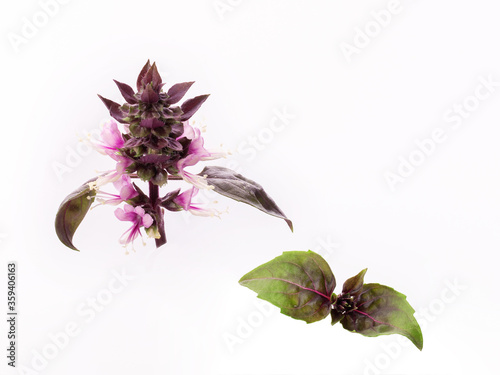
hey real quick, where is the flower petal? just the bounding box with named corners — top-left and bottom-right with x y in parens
top-left (114, 207), bottom-right (136, 222)
top-left (133, 206), bottom-right (146, 217)
top-left (123, 204), bottom-right (135, 213)
top-left (120, 185), bottom-right (138, 200)
top-left (174, 187), bottom-right (198, 210)
top-left (142, 213), bottom-right (154, 228)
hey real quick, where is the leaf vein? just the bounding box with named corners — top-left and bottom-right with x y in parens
top-left (243, 277), bottom-right (330, 300)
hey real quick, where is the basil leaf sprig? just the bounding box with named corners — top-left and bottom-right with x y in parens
top-left (240, 250), bottom-right (423, 350)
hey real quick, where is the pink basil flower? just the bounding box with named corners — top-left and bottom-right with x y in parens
top-left (182, 124), bottom-right (224, 161)
top-left (175, 123), bottom-right (225, 189)
top-left (175, 155), bottom-right (213, 190)
top-left (93, 119), bottom-right (124, 155)
top-left (173, 187), bottom-right (222, 217)
top-left (114, 204), bottom-right (154, 246)
top-left (90, 120), bottom-right (132, 190)
top-left (96, 175), bottom-right (138, 206)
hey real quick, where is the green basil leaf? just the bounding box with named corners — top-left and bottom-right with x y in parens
top-left (341, 283), bottom-right (423, 350)
top-left (239, 251), bottom-right (335, 323)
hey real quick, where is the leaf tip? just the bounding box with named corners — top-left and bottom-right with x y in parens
top-left (238, 274), bottom-right (249, 286)
top-left (413, 328), bottom-right (424, 351)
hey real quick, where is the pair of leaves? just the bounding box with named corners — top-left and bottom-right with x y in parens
top-left (239, 251), bottom-right (423, 350)
top-left (55, 167), bottom-right (292, 251)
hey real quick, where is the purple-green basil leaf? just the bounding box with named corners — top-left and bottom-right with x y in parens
top-left (179, 94), bottom-right (209, 121)
top-left (113, 80), bottom-right (137, 104)
top-left (136, 60), bottom-right (151, 90)
top-left (342, 268), bottom-right (367, 295)
top-left (200, 166), bottom-right (293, 231)
top-left (330, 308), bottom-right (344, 326)
top-left (239, 250), bottom-right (335, 323)
top-left (55, 178), bottom-right (97, 251)
top-left (341, 283), bottom-right (423, 350)
top-left (166, 81), bottom-right (195, 105)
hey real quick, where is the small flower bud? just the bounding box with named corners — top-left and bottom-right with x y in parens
top-left (146, 225), bottom-right (161, 239)
top-left (151, 169), bottom-right (169, 186)
top-left (137, 166), bottom-right (155, 181)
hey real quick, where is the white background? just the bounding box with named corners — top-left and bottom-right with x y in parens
top-left (1, 0), bottom-right (499, 374)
